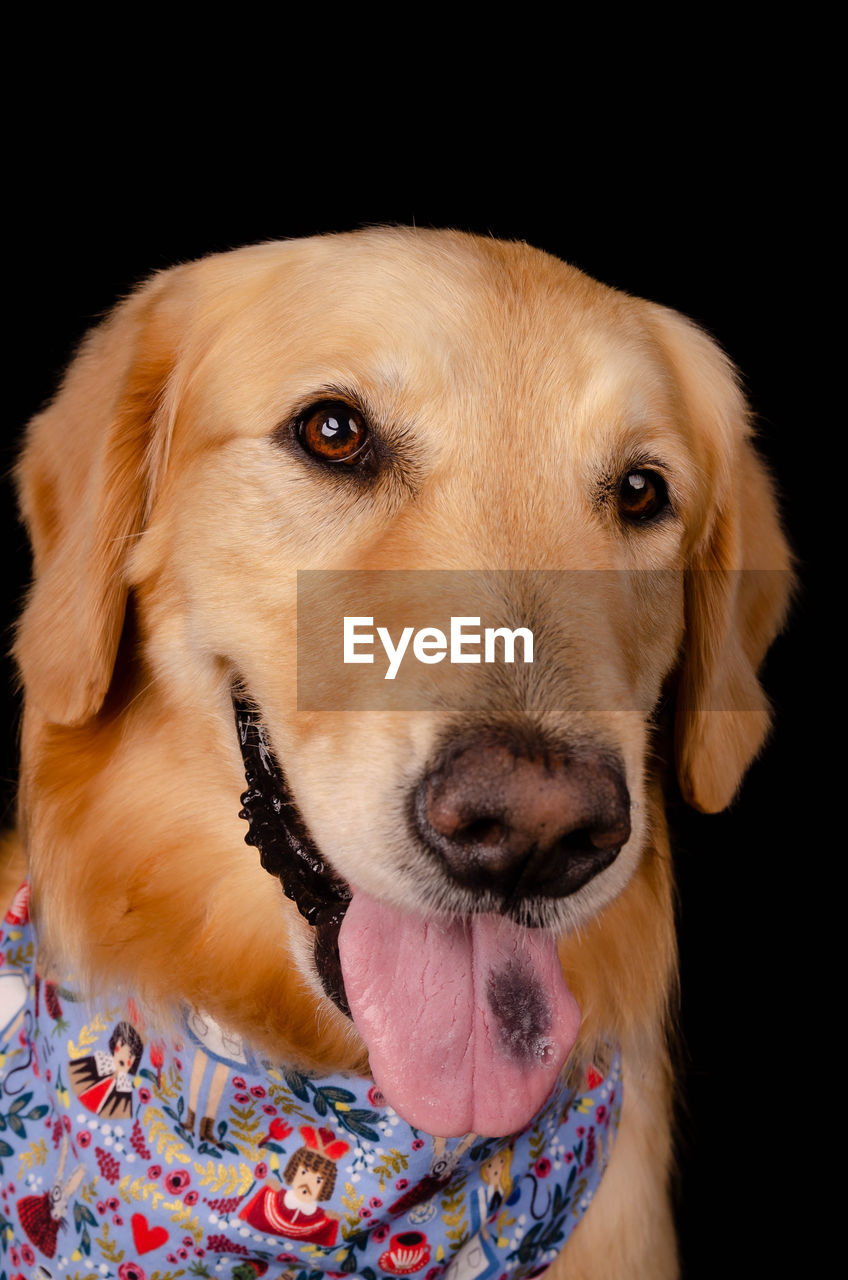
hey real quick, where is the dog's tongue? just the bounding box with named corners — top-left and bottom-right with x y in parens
top-left (338, 890), bottom-right (580, 1137)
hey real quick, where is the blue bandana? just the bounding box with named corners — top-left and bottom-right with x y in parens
top-left (0, 886), bottom-right (620, 1280)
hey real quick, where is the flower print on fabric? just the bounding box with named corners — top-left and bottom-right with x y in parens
top-left (1, 889), bottom-right (621, 1277)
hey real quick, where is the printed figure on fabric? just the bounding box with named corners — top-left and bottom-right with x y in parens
top-left (180, 1007), bottom-right (260, 1148)
top-left (445, 1146), bottom-right (518, 1280)
top-left (69, 1021), bottom-right (144, 1119)
top-left (16, 1134), bottom-right (86, 1261)
top-left (240, 1123), bottom-right (350, 1244)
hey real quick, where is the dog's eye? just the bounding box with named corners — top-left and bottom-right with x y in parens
top-left (297, 400), bottom-right (371, 465)
top-left (617, 469), bottom-right (670, 523)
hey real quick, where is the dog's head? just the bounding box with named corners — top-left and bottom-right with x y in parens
top-left (15, 229), bottom-right (791, 1135)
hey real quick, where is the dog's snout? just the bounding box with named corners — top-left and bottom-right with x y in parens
top-left (414, 737), bottom-right (630, 900)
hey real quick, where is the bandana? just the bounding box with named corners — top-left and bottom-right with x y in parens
top-left (0, 887), bottom-right (620, 1280)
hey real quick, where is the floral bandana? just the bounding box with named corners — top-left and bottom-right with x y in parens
top-left (0, 887), bottom-right (620, 1280)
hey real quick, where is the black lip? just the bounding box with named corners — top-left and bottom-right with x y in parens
top-left (233, 692), bottom-right (352, 1015)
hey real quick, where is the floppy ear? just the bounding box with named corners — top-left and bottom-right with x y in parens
top-left (650, 307), bottom-right (794, 813)
top-left (15, 268), bottom-right (188, 726)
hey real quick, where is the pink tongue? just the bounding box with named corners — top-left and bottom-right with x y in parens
top-left (338, 891), bottom-right (580, 1137)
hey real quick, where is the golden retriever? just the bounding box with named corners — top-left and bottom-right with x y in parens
top-left (2, 228), bottom-right (791, 1278)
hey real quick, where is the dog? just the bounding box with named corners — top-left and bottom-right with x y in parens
top-left (1, 228), bottom-right (791, 1278)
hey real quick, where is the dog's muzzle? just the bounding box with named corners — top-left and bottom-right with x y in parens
top-left (234, 694), bottom-right (630, 1019)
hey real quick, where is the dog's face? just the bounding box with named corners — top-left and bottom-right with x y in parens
top-left (15, 229), bottom-right (791, 1136)
top-left (135, 235), bottom-right (695, 921)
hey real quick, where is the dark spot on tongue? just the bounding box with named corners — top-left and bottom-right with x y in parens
top-left (486, 956), bottom-right (555, 1066)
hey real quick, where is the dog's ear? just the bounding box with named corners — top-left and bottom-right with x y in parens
top-left (649, 306), bottom-right (794, 813)
top-left (15, 268), bottom-right (189, 726)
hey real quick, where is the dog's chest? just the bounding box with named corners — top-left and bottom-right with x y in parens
top-left (0, 891), bottom-right (620, 1277)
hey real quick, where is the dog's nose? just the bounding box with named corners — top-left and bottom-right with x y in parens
top-left (413, 736), bottom-right (630, 899)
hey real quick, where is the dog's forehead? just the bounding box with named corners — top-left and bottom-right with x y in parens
top-left (177, 230), bottom-right (677, 447)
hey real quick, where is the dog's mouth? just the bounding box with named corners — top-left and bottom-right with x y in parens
top-left (234, 692), bottom-right (582, 1137)
top-left (235, 694), bottom-right (353, 1015)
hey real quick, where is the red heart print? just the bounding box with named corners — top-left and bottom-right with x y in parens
top-left (131, 1211), bottom-right (169, 1254)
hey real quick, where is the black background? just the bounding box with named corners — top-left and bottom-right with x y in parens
top-left (2, 130), bottom-right (821, 1276)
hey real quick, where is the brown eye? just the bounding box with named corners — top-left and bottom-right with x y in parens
top-left (617, 469), bottom-right (670, 523)
top-left (298, 400), bottom-right (371, 465)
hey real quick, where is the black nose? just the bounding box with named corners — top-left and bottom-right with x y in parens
top-left (413, 735), bottom-right (630, 899)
